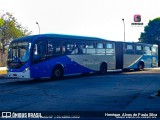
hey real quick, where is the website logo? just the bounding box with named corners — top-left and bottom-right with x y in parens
top-left (2, 112), bottom-right (11, 118)
top-left (134, 15), bottom-right (141, 22)
top-left (131, 14), bottom-right (143, 26)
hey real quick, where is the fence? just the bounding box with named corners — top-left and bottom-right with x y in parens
top-left (0, 50), bottom-right (7, 67)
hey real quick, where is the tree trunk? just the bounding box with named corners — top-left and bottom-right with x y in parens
top-left (0, 44), bottom-right (6, 67)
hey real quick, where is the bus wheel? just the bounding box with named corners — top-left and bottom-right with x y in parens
top-left (138, 62), bottom-right (144, 71)
top-left (99, 63), bottom-right (107, 74)
top-left (52, 66), bottom-right (64, 80)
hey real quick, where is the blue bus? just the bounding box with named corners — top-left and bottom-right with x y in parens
top-left (115, 42), bottom-right (158, 70)
top-left (7, 34), bottom-right (158, 79)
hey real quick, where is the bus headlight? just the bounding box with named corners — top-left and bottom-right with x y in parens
top-left (23, 67), bottom-right (30, 73)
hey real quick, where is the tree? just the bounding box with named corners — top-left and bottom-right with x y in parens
top-left (0, 12), bottom-right (32, 67)
top-left (139, 17), bottom-right (160, 44)
top-left (0, 12), bottom-right (32, 52)
top-left (139, 17), bottom-right (160, 63)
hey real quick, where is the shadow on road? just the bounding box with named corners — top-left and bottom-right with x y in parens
top-left (0, 70), bottom-right (123, 85)
top-left (1, 68), bottom-right (159, 85)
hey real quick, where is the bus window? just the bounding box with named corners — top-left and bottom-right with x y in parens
top-left (144, 46), bottom-right (150, 51)
top-left (48, 41), bottom-right (61, 57)
top-left (105, 43), bottom-right (114, 54)
top-left (135, 45), bottom-right (143, 54)
top-left (96, 42), bottom-right (105, 54)
top-left (75, 42), bottom-right (85, 54)
top-left (19, 46), bottom-right (30, 62)
top-left (62, 41), bottom-right (75, 54)
top-left (126, 45), bottom-right (133, 50)
top-left (136, 45), bottom-right (142, 50)
top-left (48, 41), bottom-right (54, 57)
top-left (97, 43), bottom-right (103, 48)
top-left (152, 46), bottom-right (157, 55)
top-left (106, 43), bottom-right (113, 49)
top-left (144, 46), bottom-right (151, 55)
top-left (33, 41), bottom-right (47, 63)
top-left (124, 44), bottom-right (135, 54)
top-left (33, 44), bottom-right (38, 55)
top-left (39, 42), bottom-right (47, 59)
top-left (86, 42), bottom-right (94, 48)
top-left (86, 42), bottom-right (96, 54)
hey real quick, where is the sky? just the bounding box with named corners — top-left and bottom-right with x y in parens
top-left (0, 0), bottom-right (160, 42)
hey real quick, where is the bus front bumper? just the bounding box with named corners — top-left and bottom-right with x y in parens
top-left (7, 70), bottom-right (31, 79)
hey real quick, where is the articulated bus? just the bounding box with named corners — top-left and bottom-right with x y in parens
top-left (7, 34), bottom-right (158, 79)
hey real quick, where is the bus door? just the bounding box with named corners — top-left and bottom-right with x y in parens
top-left (115, 42), bottom-right (123, 69)
top-left (62, 41), bottom-right (80, 74)
top-left (69, 42), bottom-right (89, 73)
top-left (30, 39), bottom-right (48, 78)
top-left (151, 45), bottom-right (158, 67)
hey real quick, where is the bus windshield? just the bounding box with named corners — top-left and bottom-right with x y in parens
top-left (8, 41), bottom-right (31, 63)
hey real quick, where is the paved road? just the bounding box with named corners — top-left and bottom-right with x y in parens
top-left (0, 69), bottom-right (160, 113)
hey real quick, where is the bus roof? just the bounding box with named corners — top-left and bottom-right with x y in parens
top-left (10, 34), bottom-right (158, 47)
top-left (11, 34), bottom-right (112, 42)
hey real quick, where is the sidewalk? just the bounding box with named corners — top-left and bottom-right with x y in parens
top-left (124, 74), bottom-right (160, 111)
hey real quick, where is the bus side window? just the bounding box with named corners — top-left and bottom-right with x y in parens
top-left (75, 42), bottom-right (85, 54)
top-left (54, 43), bottom-right (61, 55)
top-left (135, 45), bottom-right (143, 54)
top-left (136, 45), bottom-right (142, 50)
top-left (48, 41), bottom-right (54, 57)
top-left (96, 42), bottom-right (105, 54)
top-left (86, 42), bottom-right (96, 54)
top-left (144, 46), bottom-right (151, 55)
top-left (62, 42), bottom-right (75, 54)
top-left (48, 41), bottom-right (61, 56)
top-left (105, 43), bottom-right (114, 54)
top-left (152, 46), bottom-right (157, 56)
top-left (106, 43), bottom-right (113, 49)
top-left (125, 44), bottom-right (134, 54)
top-left (33, 42), bottom-right (47, 63)
top-left (38, 42), bottom-right (47, 60)
top-left (126, 44), bottom-right (133, 50)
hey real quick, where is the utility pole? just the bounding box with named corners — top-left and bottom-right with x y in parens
top-left (122, 18), bottom-right (125, 42)
top-left (36, 22), bottom-right (40, 34)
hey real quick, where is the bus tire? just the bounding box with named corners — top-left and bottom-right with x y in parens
top-left (138, 62), bottom-right (144, 71)
top-left (52, 66), bottom-right (64, 80)
top-left (99, 62), bottom-right (108, 74)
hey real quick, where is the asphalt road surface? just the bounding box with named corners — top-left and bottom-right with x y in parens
top-left (0, 69), bottom-right (160, 113)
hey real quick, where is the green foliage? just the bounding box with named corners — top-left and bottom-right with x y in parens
top-left (139, 17), bottom-right (160, 62)
top-left (0, 18), bottom-right (4, 26)
top-left (0, 12), bottom-right (32, 51)
top-left (139, 17), bottom-right (160, 44)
